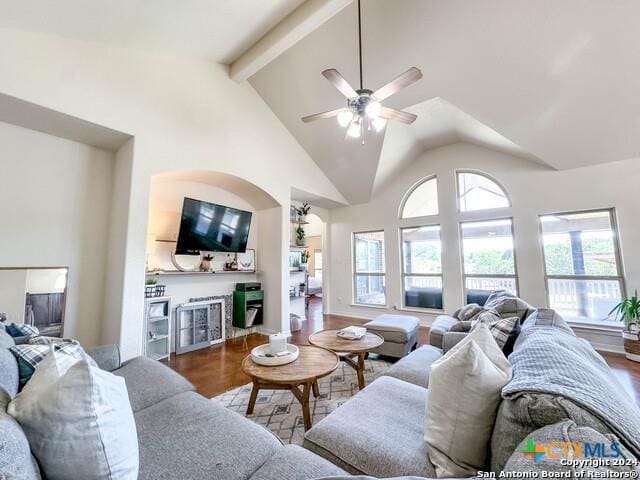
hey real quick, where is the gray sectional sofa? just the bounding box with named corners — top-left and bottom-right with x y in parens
top-left (2, 306), bottom-right (639, 479)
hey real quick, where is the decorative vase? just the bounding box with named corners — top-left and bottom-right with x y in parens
top-left (200, 259), bottom-right (211, 272)
top-left (622, 330), bottom-right (640, 363)
top-left (298, 215), bottom-right (307, 223)
top-left (299, 263), bottom-right (308, 272)
top-left (296, 237), bottom-right (306, 247)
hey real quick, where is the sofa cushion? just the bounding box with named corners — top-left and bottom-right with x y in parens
top-left (0, 328), bottom-right (15, 349)
top-left (0, 346), bottom-right (19, 406)
top-left (9, 339), bottom-right (94, 388)
top-left (364, 315), bottom-right (420, 343)
top-left (425, 324), bottom-right (512, 477)
top-left (383, 345), bottom-right (442, 388)
top-left (491, 392), bottom-right (618, 472)
top-left (304, 376), bottom-right (435, 478)
top-left (503, 420), bottom-right (640, 476)
top-left (428, 315), bottom-right (458, 348)
top-left (113, 356), bottom-right (195, 412)
top-left (0, 409), bottom-right (41, 480)
top-left (250, 444), bottom-right (346, 480)
top-left (9, 359), bottom-right (138, 480)
top-left (472, 313), bottom-right (520, 354)
top-left (135, 391), bottom-right (282, 480)
top-left (484, 291), bottom-right (535, 322)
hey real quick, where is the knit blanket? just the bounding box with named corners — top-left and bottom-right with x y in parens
top-left (503, 313), bottom-right (640, 459)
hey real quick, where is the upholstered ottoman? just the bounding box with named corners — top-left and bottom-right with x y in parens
top-left (363, 314), bottom-right (420, 358)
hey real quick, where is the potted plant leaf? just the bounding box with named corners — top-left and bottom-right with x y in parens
top-left (609, 290), bottom-right (640, 362)
top-left (300, 250), bottom-right (310, 272)
top-left (295, 225), bottom-right (306, 247)
top-left (296, 203), bottom-right (311, 223)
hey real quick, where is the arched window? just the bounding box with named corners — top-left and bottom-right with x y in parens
top-left (400, 176), bottom-right (438, 219)
top-left (457, 171), bottom-right (510, 212)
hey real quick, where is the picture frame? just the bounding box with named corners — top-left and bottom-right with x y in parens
top-left (237, 249), bottom-right (256, 272)
top-left (290, 204), bottom-right (297, 222)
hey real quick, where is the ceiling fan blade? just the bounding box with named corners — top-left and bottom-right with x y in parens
top-left (322, 69), bottom-right (359, 98)
top-left (379, 107), bottom-right (417, 124)
top-left (372, 67), bottom-right (423, 101)
top-left (301, 107), bottom-right (347, 123)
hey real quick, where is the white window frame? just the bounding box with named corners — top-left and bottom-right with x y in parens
top-left (456, 169), bottom-right (511, 213)
top-left (538, 207), bottom-right (626, 326)
top-left (459, 216), bottom-right (520, 301)
top-left (399, 224), bottom-right (444, 312)
top-left (398, 175), bottom-right (439, 219)
top-left (352, 230), bottom-right (387, 307)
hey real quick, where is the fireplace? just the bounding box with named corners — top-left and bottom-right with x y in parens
top-left (174, 299), bottom-right (225, 354)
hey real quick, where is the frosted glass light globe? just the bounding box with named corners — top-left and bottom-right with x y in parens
top-left (365, 100), bottom-right (382, 119)
top-left (337, 110), bottom-right (354, 127)
top-left (347, 121), bottom-right (362, 138)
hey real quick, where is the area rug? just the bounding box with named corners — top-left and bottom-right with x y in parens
top-left (212, 357), bottom-right (392, 445)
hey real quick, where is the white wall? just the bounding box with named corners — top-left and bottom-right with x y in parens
top-left (0, 28), bottom-right (346, 359)
top-left (0, 121), bottom-right (114, 345)
top-left (0, 270), bottom-right (28, 324)
top-left (328, 143), bottom-right (640, 353)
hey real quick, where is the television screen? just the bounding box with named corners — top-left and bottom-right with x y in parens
top-left (175, 197), bottom-right (252, 254)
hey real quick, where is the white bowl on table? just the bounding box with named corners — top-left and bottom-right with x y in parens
top-left (250, 344), bottom-right (299, 366)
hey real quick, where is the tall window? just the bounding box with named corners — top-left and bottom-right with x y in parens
top-left (353, 231), bottom-right (386, 306)
top-left (457, 171), bottom-right (510, 212)
top-left (539, 209), bottom-right (624, 324)
top-left (461, 218), bottom-right (518, 300)
top-left (401, 225), bottom-right (443, 309)
top-left (400, 177), bottom-right (438, 218)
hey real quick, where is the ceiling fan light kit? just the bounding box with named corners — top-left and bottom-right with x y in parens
top-left (301, 0), bottom-right (422, 143)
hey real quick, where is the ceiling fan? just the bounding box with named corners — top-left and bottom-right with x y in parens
top-left (301, 0), bottom-right (422, 142)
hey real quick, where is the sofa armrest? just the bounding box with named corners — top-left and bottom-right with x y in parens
top-left (86, 344), bottom-right (121, 372)
top-left (442, 332), bottom-right (468, 354)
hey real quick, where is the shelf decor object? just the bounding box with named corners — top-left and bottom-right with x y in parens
top-left (143, 296), bottom-right (171, 361)
top-left (250, 344), bottom-right (299, 366)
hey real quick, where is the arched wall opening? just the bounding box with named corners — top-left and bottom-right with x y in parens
top-left (143, 169), bottom-right (287, 352)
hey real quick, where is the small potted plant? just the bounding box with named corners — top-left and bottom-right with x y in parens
top-left (609, 290), bottom-right (640, 362)
top-left (145, 278), bottom-right (157, 298)
top-left (201, 254), bottom-right (213, 272)
top-left (296, 203), bottom-right (311, 223)
top-left (295, 225), bottom-right (306, 247)
top-left (300, 250), bottom-right (310, 272)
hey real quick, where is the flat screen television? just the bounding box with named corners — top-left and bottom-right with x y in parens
top-left (175, 197), bottom-right (252, 254)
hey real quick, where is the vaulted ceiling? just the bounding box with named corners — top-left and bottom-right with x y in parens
top-left (2, 1), bottom-right (639, 206)
top-left (250, 0), bottom-right (640, 204)
top-left (0, 0), bottom-right (304, 63)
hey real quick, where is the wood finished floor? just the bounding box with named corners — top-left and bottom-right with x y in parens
top-left (167, 297), bottom-right (640, 405)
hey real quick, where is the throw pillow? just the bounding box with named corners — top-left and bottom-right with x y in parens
top-left (5, 323), bottom-right (39, 338)
top-left (425, 324), bottom-right (513, 477)
top-left (9, 338), bottom-right (95, 387)
top-left (455, 303), bottom-right (484, 321)
top-left (472, 313), bottom-right (521, 355)
top-left (8, 358), bottom-right (139, 480)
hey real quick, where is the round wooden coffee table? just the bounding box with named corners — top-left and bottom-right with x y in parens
top-left (241, 345), bottom-right (339, 431)
top-left (308, 329), bottom-right (384, 391)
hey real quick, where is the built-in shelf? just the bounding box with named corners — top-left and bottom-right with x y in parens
top-left (290, 245), bottom-right (307, 249)
top-left (291, 219), bottom-right (309, 225)
top-left (146, 270), bottom-right (257, 276)
top-left (149, 334), bottom-right (169, 342)
top-left (149, 352), bottom-right (170, 361)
